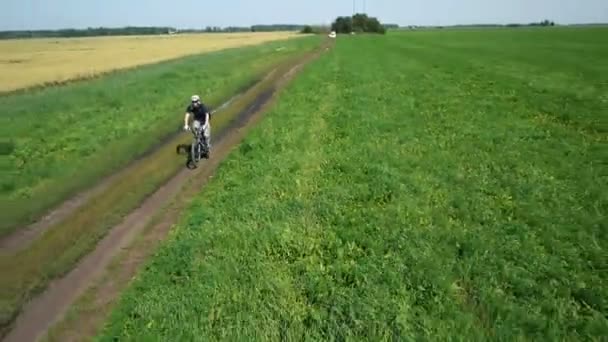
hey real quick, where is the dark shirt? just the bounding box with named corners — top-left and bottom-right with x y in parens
top-left (186, 103), bottom-right (210, 121)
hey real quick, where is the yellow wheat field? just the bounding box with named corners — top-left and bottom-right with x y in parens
top-left (0, 32), bottom-right (301, 92)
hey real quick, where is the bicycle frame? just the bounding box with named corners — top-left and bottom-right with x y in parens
top-left (189, 124), bottom-right (208, 165)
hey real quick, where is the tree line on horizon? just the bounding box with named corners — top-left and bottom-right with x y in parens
top-left (1, 18), bottom-right (590, 40)
top-left (330, 13), bottom-right (388, 34)
top-left (0, 24), bottom-right (310, 39)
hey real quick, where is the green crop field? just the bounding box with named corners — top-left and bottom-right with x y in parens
top-left (98, 28), bottom-right (606, 340)
top-left (0, 35), bottom-right (320, 235)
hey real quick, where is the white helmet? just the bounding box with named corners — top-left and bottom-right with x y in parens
top-left (191, 94), bottom-right (200, 102)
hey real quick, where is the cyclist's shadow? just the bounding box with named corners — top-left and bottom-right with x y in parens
top-left (176, 143), bottom-right (197, 170)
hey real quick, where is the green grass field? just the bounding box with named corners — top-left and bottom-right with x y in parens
top-left (0, 37), bottom-right (323, 336)
top-left (0, 35), bottom-right (320, 235)
top-left (97, 27), bottom-right (607, 340)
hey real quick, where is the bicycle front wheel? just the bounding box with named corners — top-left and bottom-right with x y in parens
top-left (191, 141), bottom-right (201, 163)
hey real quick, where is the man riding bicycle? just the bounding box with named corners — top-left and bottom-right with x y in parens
top-left (183, 95), bottom-right (211, 158)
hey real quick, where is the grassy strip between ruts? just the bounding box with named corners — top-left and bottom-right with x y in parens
top-left (40, 190), bottom-right (179, 342)
top-left (0, 39), bottom-right (322, 337)
top-left (0, 35), bottom-right (320, 236)
top-left (98, 28), bottom-right (606, 340)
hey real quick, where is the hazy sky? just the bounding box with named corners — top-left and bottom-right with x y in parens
top-left (1, 0), bottom-right (607, 30)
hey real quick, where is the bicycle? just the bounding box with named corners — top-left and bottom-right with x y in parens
top-left (187, 122), bottom-right (210, 169)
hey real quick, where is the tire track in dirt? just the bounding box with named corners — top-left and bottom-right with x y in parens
top-left (2, 38), bottom-right (333, 342)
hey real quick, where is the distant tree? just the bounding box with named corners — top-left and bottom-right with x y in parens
top-left (301, 25), bottom-right (314, 34)
top-left (331, 14), bottom-right (386, 34)
top-left (331, 16), bottom-right (353, 33)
